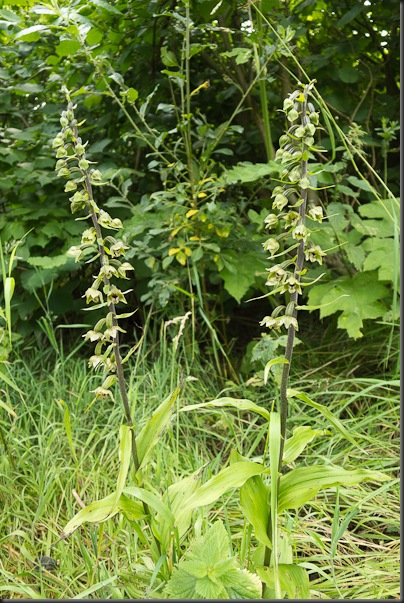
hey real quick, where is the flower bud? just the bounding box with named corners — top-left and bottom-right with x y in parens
top-left (79, 158), bottom-right (89, 170)
top-left (64, 181), bottom-right (77, 192)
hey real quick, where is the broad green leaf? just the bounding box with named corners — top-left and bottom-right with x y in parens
top-left (180, 396), bottom-right (271, 421)
top-left (89, 0), bottom-right (122, 14)
top-left (283, 425), bottom-right (330, 465)
top-left (361, 237), bottom-right (399, 282)
top-left (161, 46), bottom-right (178, 67)
top-left (61, 492), bottom-right (145, 538)
top-left (179, 461), bottom-right (268, 519)
top-left (154, 469), bottom-right (204, 549)
top-left (337, 66), bottom-right (359, 83)
top-left (14, 24), bottom-right (48, 41)
top-left (126, 87), bottom-right (138, 103)
top-left (307, 272), bottom-right (389, 338)
top-left (56, 40), bottom-right (82, 57)
top-left (224, 161), bottom-right (279, 183)
top-left (264, 356), bottom-right (288, 385)
top-left (287, 389), bottom-right (365, 452)
top-left (336, 3), bottom-right (363, 27)
top-left (107, 425), bottom-right (132, 517)
top-left (86, 28), bottom-right (103, 46)
top-left (12, 83), bottom-right (43, 94)
top-left (257, 563), bottom-right (310, 599)
top-left (278, 465), bottom-right (390, 513)
top-left (240, 475), bottom-right (271, 548)
top-left (347, 175), bottom-right (374, 193)
top-left (221, 47), bottom-right (252, 65)
top-left (135, 384), bottom-right (182, 472)
top-left (27, 254), bottom-right (70, 269)
top-left (123, 486), bottom-right (175, 524)
top-left (220, 252), bottom-right (266, 303)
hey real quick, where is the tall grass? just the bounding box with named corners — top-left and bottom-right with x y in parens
top-left (0, 320), bottom-right (399, 599)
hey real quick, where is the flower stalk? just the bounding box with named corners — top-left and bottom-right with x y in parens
top-left (261, 81), bottom-right (326, 466)
top-left (53, 87), bottom-right (140, 472)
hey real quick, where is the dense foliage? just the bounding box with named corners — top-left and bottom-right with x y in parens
top-left (0, 0), bottom-right (400, 357)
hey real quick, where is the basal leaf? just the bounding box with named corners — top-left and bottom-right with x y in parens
top-left (278, 465), bottom-right (389, 513)
top-left (283, 426), bottom-right (329, 465)
top-left (287, 389), bottom-right (365, 452)
top-left (178, 461), bottom-right (267, 520)
top-left (240, 475), bottom-right (271, 548)
top-left (135, 383), bottom-right (182, 472)
top-left (180, 396), bottom-right (271, 421)
top-left (257, 563), bottom-right (310, 599)
top-left (61, 492), bottom-right (145, 539)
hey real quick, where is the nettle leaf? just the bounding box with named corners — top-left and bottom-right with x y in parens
top-left (220, 251), bottom-right (266, 303)
top-left (307, 272), bottom-right (390, 338)
top-left (27, 254), bottom-right (71, 269)
top-left (358, 198), bottom-right (400, 238)
top-left (361, 237), bottom-right (399, 282)
top-left (224, 161), bottom-right (279, 183)
top-left (164, 521), bottom-right (261, 599)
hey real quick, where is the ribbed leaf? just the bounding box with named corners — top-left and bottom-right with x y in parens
top-left (278, 465), bottom-right (389, 513)
top-left (136, 384), bottom-right (181, 472)
top-left (240, 475), bottom-right (271, 548)
top-left (178, 461), bottom-right (268, 522)
top-left (180, 396), bottom-right (271, 421)
top-left (283, 425), bottom-right (329, 465)
top-left (287, 389), bottom-right (366, 452)
top-left (257, 563), bottom-right (310, 599)
top-left (61, 492), bottom-right (145, 539)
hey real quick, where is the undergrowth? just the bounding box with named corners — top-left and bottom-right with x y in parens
top-left (0, 328), bottom-right (399, 599)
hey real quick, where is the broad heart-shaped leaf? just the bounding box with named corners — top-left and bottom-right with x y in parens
top-left (307, 272), bottom-right (389, 338)
top-left (177, 461), bottom-right (268, 523)
top-left (278, 464), bottom-right (390, 513)
top-left (135, 383), bottom-right (181, 472)
top-left (257, 563), bottom-right (310, 599)
top-left (164, 521), bottom-right (261, 599)
top-left (287, 389), bottom-right (366, 453)
top-left (240, 475), bottom-right (271, 548)
top-left (283, 425), bottom-right (330, 465)
top-left (61, 493), bottom-right (145, 539)
top-left (180, 396), bottom-right (271, 421)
